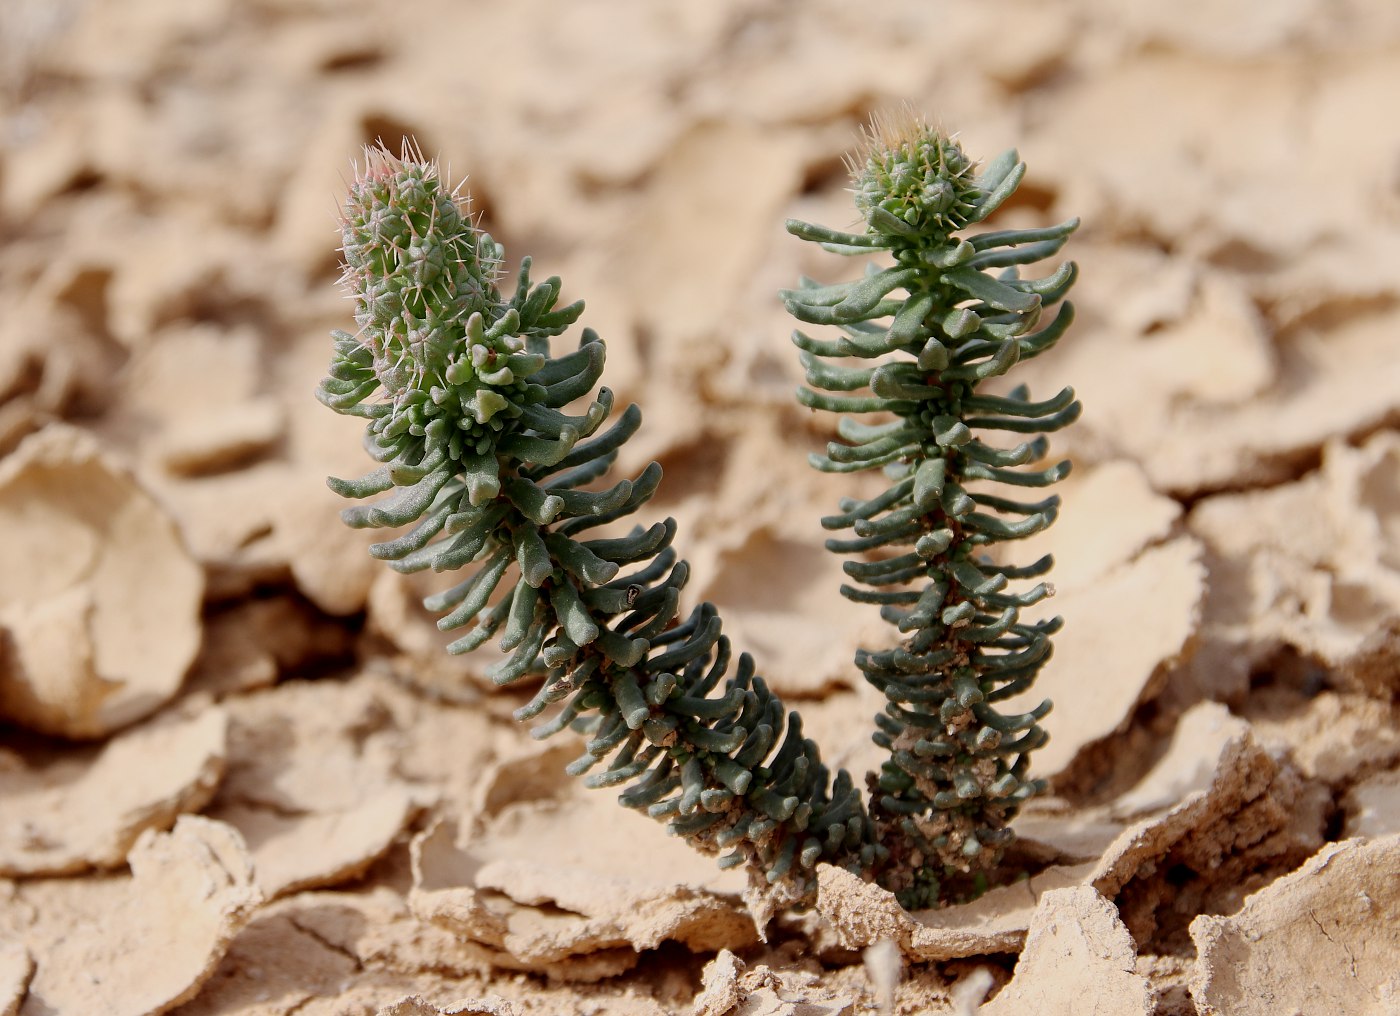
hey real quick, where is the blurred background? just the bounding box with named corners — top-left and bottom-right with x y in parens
top-left (2, 2), bottom-right (1399, 1013)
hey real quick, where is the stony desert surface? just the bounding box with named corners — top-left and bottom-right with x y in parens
top-left (3, 2), bottom-right (1400, 1014)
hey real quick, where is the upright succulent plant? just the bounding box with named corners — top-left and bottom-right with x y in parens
top-left (318, 126), bottom-right (1078, 911)
top-left (783, 114), bottom-right (1080, 905)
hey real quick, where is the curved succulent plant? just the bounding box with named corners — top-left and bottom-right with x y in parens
top-left (318, 147), bottom-right (881, 911)
top-left (318, 125), bottom-right (1078, 911)
top-left (783, 114), bottom-right (1080, 906)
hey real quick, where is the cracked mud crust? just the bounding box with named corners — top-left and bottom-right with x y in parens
top-left (2, 1), bottom-right (1400, 1013)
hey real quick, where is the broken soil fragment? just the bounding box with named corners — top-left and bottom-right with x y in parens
top-left (812, 862), bottom-right (1083, 961)
top-left (1005, 535), bottom-right (1206, 779)
top-left (1087, 704), bottom-right (1327, 949)
top-left (1191, 834), bottom-right (1400, 1015)
top-left (184, 593), bottom-right (358, 701)
top-left (1013, 460), bottom-right (1182, 596)
top-left (207, 676), bottom-right (423, 898)
top-left (978, 886), bottom-right (1154, 1016)
top-left (173, 887), bottom-right (480, 1016)
top-left (1108, 701), bottom-right (1246, 819)
top-left (410, 769), bottom-right (756, 980)
top-left (0, 426), bottom-right (204, 738)
top-left (1187, 431), bottom-right (1400, 701)
top-left (215, 788), bottom-right (416, 899)
top-left (7, 816), bottom-right (261, 1016)
top-left (399, 743), bottom-right (761, 981)
top-left (692, 948), bottom-right (857, 1016)
top-left (0, 707), bottom-right (227, 876)
top-left (156, 399), bottom-right (284, 476)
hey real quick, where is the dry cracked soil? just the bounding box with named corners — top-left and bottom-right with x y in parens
top-left (2, 2), bottom-right (1400, 1014)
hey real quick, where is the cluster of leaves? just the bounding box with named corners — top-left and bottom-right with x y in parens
top-left (318, 121), bottom-right (1078, 911)
top-left (784, 115), bottom-right (1080, 905)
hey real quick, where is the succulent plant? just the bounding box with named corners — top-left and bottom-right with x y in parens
top-left (318, 123), bottom-right (1078, 910)
top-left (784, 113), bottom-right (1080, 906)
top-left (319, 147), bottom-right (880, 913)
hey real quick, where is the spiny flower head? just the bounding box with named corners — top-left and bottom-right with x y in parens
top-left (339, 143), bottom-right (505, 396)
top-left (849, 112), bottom-right (980, 238)
top-left (331, 144), bottom-right (558, 467)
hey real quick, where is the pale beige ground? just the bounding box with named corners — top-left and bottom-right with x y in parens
top-left (2, 2), bottom-right (1400, 1014)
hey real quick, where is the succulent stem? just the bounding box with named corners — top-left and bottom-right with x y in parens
top-left (786, 113), bottom-right (1078, 907)
top-left (320, 144), bottom-right (882, 910)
